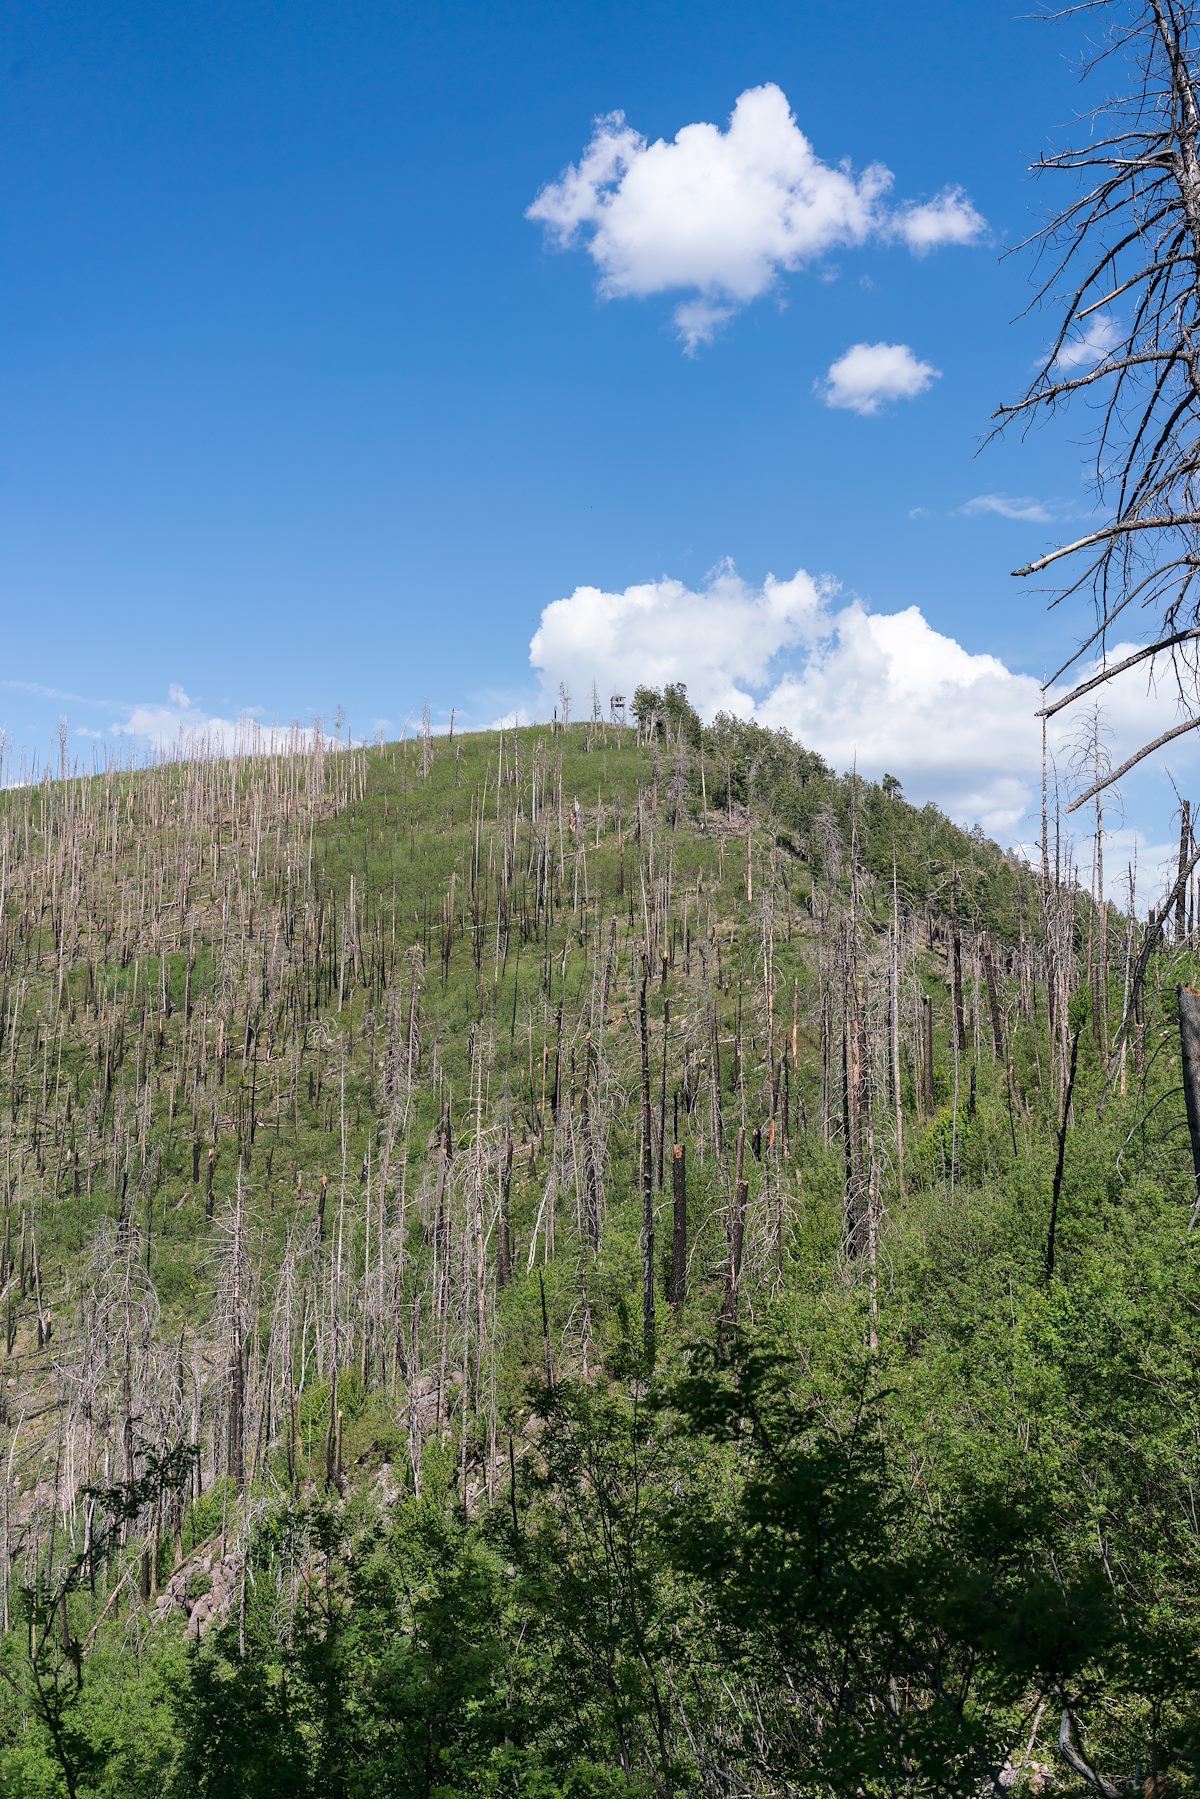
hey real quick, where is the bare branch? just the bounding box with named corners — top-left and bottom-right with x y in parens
top-left (994, 1), bottom-right (1200, 757)
top-left (1056, 1709), bottom-right (1123, 1799)
top-left (994, 352), bottom-right (1175, 427)
top-left (1067, 710), bottom-right (1200, 810)
top-left (1014, 511), bottom-right (1200, 577)
top-left (1040, 623), bottom-right (1200, 716)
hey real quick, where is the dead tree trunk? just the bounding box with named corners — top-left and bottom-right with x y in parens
top-left (1178, 985), bottom-right (1200, 1228)
top-left (496, 1134), bottom-right (513, 1289)
top-left (669, 1143), bottom-right (686, 1311)
top-left (981, 934), bottom-right (1005, 1063)
top-left (638, 956), bottom-right (655, 1362)
top-left (950, 869), bottom-right (967, 1055)
top-left (889, 894), bottom-right (904, 1188)
top-left (721, 1127), bottom-right (748, 1332)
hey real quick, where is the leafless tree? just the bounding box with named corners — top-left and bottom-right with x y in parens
top-left (998, 1), bottom-right (1200, 806)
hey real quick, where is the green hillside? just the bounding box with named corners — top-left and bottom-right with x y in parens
top-left (0, 714), bottom-right (1195, 1796)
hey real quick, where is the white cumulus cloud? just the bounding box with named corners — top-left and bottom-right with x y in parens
top-left (531, 561), bottom-right (827, 719)
top-left (755, 605), bottom-right (1047, 831)
top-left (527, 83), bottom-right (984, 348)
top-left (817, 342), bottom-right (940, 415)
top-left (528, 561), bottom-right (1186, 838)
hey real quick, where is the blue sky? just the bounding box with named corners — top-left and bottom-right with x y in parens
top-left (1, 0), bottom-right (1193, 886)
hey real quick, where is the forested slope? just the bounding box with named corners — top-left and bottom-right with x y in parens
top-left (0, 712), bottom-right (1195, 1797)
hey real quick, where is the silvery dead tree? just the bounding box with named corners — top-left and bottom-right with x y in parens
top-left (998, 0), bottom-right (1200, 817)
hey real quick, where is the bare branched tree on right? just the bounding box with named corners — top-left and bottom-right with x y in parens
top-left (998, 0), bottom-right (1200, 810)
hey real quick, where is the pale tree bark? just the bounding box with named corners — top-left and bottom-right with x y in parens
top-left (998, 2), bottom-right (1200, 795)
top-left (1177, 983), bottom-right (1200, 1225)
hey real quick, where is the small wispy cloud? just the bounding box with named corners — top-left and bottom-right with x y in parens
top-left (887, 186), bottom-right (986, 255)
top-left (959, 493), bottom-right (1054, 524)
top-left (0, 678), bottom-right (118, 707)
top-left (673, 299), bottom-right (737, 356)
top-left (1051, 313), bottom-right (1122, 374)
top-left (112, 685), bottom-right (321, 754)
top-left (4, 676), bottom-right (333, 761)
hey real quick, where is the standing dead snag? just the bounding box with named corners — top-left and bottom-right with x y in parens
top-left (719, 1127), bottom-right (749, 1334)
top-left (949, 868), bottom-right (966, 1057)
top-left (1177, 801), bottom-right (1193, 944)
top-left (538, 1270), bottom-right (553, 1389)
top-left (1177, 985), bottom-right (1200, 1227)
top-left (889, 880), bottom-right (905, 1188)
top-left (1047, 1022), bottom-right (1082, 1284)
top-left (921, 992), bottom-right (935, 1115)
top-left (998, 3), bottom-right (1200, 795)
top-left (981, 934), bottom-right (1005, 1064)
top-left (496, 1133), bottom-right (513, 1288)
top-left (841, 946), bottom-right (870, 1257)
top-left (669, 1143), bottom-right (686, 1311)
top-left (579, 1034), bottom-right (602, 1253)
top-left (218, 1177), bottom-right (249, 1493)
top-left (638, 954), bottom-right (655, 1361)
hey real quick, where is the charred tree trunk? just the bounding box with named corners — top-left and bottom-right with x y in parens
top-left (1178, 985), bottom-right (1200, 1228)
top-left (981, 934), bottom-right (1005, 1062)
top-left (721, 1127), bottom-right (748, 1332)
top-left (496, 1134), bottom-right (513, 1289)
top-left (669, 1143), bottom-right (686, 1311)
top-left (638, 956), bottom-right (655, 1362)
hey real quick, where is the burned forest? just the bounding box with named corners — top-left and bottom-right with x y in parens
top-left (0, 705), bottom-right (1193, 1797)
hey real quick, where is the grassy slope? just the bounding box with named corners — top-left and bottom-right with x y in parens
top-left (0, 720), bottom-right (1062, 1502)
